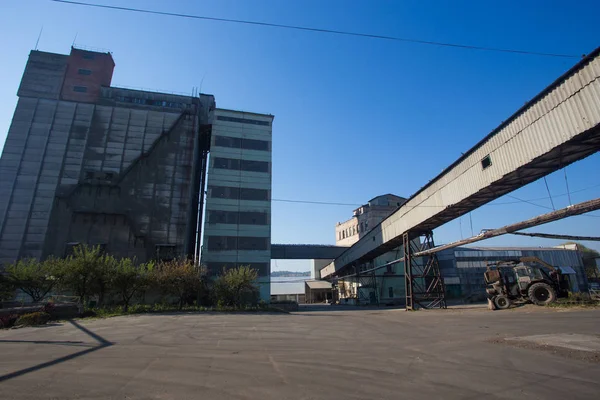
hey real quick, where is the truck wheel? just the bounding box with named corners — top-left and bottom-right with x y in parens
top-left (494, 295), bottom-right (511, 310)
top-left (528, 283), bottom-right (557, 306)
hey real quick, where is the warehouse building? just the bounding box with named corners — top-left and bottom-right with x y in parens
top-left (0, 46), bottom-right (274, 294)
top-left (335, 245), bottom-right (589, 305)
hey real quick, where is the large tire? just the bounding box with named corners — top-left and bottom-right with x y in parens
top-left (493, 295), bottom-right (511, 310)
top-left (528, 282), bottom-right (557, 306)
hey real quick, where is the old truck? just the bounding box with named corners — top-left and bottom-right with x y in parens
top-left (484, 257), bottom-right (569, 310)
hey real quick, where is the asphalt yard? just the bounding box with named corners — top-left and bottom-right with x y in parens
top-left (1, 305), bottom-right (599, 399)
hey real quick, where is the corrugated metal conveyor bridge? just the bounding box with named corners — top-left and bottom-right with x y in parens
top-left (321, 47), bottom-right (600, 309)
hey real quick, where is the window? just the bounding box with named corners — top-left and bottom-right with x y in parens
top-left (215, 136), bottom-right (241, 148)
top-left (209, 186), bottom-right (240, 199)
top-left (78, 68), bottom-right (92, 75)
top-left (82, 52), bottom-right (95, 60)
top-left (216, 115), bottom-right (271, 126)
top-left (207, 236), bottom-right (237, 251)
top-left (206, 236), bottom-right (268, 251)
top-left (239, 211), bottom-right (268, 225)
top-left (388, 287), bottom-right (394, 297)
top-left (208, 210), bottom-right (268, 225)
top-left (386, 264), bottom-right (394, 273)
top-left (155, 244), bottom-right (176, 261)
top-left (208, 185), bottom-right (269, 201)
top-left (481, 155), bottom-right (492, 169)
top-left (213, 157), bottom-right (240, 170)
top-left (241, 138), bottom-right (269, 151)
top-left (240, 160), bottom-right (269, 173)
top-left (240, 187), bottom-right (269, 201)
top-left (73, 86), bottom-right (88, 93)
top-left (237, 236), bottom-right (268, 250)
top-left (214, 136), bottom-right (270, 151)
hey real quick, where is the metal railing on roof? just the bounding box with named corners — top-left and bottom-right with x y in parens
top-left (72, 43), bottom-right (112, 54)
top-left (110, 84), bottom-right (194, 98)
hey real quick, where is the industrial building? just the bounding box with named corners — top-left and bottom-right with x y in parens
top-left (0, 46), bottom-right (274, 303)
top-left (335, 244), bottom-right (590, 305)
top-left (200, 109), bottom-right (274, 299)
top-left (335, 194), bottom-right (406, 246)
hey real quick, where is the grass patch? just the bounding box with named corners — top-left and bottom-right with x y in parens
top-left (547, 298), bottom-right (599, 309)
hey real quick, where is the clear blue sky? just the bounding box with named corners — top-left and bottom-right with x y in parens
top-left (1, 0), bottom-right (599, 272)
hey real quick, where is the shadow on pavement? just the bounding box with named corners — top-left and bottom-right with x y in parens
top-left (0, 320), bottom-right (112, 383)
top-left (0, 339), bottom-right (90, 347)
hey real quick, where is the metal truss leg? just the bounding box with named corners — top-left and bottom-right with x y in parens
top-left (404, 231), bottom-right (446, 310)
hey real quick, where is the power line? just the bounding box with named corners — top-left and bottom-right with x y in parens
top-left (272, 198), bottom-right (361, 207)
top-left (543, 176), bottom-right (556, 210)
top-left (51, 0), bottom-right (581, 59)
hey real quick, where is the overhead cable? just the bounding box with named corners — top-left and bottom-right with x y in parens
top-left (51, 0), bottom-right (580, 59)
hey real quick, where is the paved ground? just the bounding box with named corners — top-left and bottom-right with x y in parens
top-left (1, 306), bottom-right (599, 399)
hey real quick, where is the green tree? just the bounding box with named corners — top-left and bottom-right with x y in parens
top-left (5, 258), bottom-right (62, 302)
top-left (563, 242), bottom-right (600, 280)
top-left (154, 259), bottom-right (205, 310)
top-left (60, 245), bottom-right (115, 304)
top-left (0, 272), bottom-right (16, 302)
top-left (111, 258), bottom-right (154, 311)
top-left (213, 265), bottom-right (259, 308)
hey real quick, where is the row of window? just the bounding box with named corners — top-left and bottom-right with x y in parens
top-left (206, 236), bottom-right (269, 251)
top-left (114, 95), bottom-right (191, 109)
top-left (213, 157), bottom-right (270, 173)
top-left (339, 222), bottom-right (368, 240)
top-left (205, 262), bottom-right (269, 276)
top-left (209, 185), bottom-right (269, 201)
top-left (214, 136), bottom-right (270, 151)
top-left (216, 115), bottom-right (271, 127)
top-left (207, 210), bottom-right (268, 225)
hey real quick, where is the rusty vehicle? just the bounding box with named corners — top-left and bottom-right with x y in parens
top-left (484, 257), bottom-right (569, 310)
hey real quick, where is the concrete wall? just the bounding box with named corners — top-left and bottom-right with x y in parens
top-left (0, 49), bottom-right (216, 265)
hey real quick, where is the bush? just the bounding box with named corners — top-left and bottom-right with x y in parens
top-left (213, 266), bottom-right (260, 309)
top-left (153, 259), bottom-right (207, 310)
top-left (0, 314), bottom-right (19, 329)
top-left (15, 312), bottom-right (51, 326)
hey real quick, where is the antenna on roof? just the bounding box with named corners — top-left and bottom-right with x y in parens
top-left (72, 32), bottom-right (78, 47)
top-left (34, 26), bottom-right (44, 50)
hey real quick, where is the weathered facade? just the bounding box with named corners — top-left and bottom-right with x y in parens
top-left (0, 47), bottom-right (215, 265)
top-left (335, 194), bottom-right (406, 246)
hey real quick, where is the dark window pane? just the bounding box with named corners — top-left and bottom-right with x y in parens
top-left (237, 236), bottom-right (268, 251)
top-left (82, 52), bottom-right (95, 60)
top-left (208, 185), bottom-right (268, 201)
top-left (206, 236), bottom-right (237, 251)
top-left (213, 157), bottom-right (240, 170)
top-left (205, 262), bottom-right (237, 276)
top-left (216, 115), bottom-right (271, 127)
top-left (241, 138), bottom-right (269, 151)
top-left (240, 160), bottom-right (269, 173)
top-left (78, 68), bottom-right (92, 75)
top-left (209, 186), bottom-right (240, 199)
top-left (239, 212), bottom-right (268, 225)
top-left (73, 86), bottom-right (88, 93)
top-left (215, 136), bottom-right (241, 148)
top-left (240, 188), bottom-right (269, 201)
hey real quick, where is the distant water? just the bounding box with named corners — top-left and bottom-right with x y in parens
top-left (271, 276), bottom-right (310, 295)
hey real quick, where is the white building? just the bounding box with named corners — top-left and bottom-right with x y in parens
top-left (335, 194), bottom-right (406, 246)
top-left (201, 109), bottom-right (274, 301)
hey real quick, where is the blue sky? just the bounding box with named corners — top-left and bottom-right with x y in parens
top-left (1, 0), bottom-right (599, 271)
